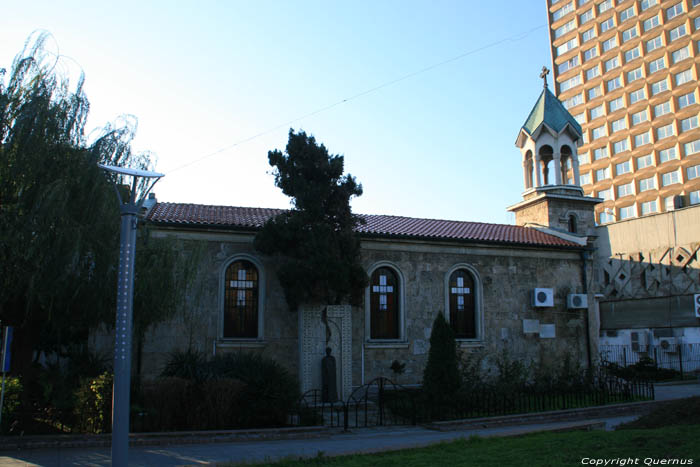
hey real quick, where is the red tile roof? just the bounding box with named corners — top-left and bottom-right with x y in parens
top-left (147, 202), bottom-right (580, 248)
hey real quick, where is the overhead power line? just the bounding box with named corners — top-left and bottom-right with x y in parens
top-left (167, 24), bottom-right (547, 174)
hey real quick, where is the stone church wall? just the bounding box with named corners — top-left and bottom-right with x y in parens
top-left (95, 227), bottom-right (592, 388)
top-left (357, 239), bottom-right (590, 385)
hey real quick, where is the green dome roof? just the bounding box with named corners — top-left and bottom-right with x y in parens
top-left (521, 87), bottom-right (582, 138)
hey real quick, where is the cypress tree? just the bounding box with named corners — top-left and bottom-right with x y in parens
top-left (422, 313), bottom-right (461, 406)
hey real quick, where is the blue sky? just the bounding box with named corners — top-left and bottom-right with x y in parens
top-left (2, 1), bottom-right (552, 224)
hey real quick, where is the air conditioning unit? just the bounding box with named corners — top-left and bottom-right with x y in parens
top-left (659, 337), bottom-right (676, 352)
top-left (694, 294), bottom-right (700, 318)
top-left (567, 294), bottom-right (588, 309)
top-left (532, 288), bottom-right (554, 307)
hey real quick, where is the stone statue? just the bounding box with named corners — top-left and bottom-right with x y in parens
top-left (321, 347), bottom-right (338, 402)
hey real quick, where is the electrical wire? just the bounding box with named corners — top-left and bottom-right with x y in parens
top-left (166, 24), bottom-right (547, 174)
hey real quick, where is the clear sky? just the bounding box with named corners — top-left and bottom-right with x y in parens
top-left (1, 1), bottom-right (553, 224)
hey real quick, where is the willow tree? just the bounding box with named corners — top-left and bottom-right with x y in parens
top-left (254, 129), bottom-right (367, 311)
top-left (0, 33), bottom-right (163, 376)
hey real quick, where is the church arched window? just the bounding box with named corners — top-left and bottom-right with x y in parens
top-left (223, 259), bottom-right (260, 338)
top-left (447, 269), bottom-right (477, 338)
top-left (369, 266), bottom-right (400, 339)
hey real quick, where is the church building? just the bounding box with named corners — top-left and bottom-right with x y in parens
top-left (129, 76), bottom-right (603, 397)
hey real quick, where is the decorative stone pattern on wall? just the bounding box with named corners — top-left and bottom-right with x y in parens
top-left (299, 305), bottom-right (352, 401)
top-left (598, 245), bottom-right (700, 300)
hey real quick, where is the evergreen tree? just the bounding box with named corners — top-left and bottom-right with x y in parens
top-left (254, 129), bottom-right (367, 311)
top-left (422, 313), bottom-right (461, 405)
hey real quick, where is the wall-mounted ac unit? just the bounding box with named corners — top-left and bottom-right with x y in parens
top-left (659, 337), bottom-right (676, 352)
top-left (532, 288), bottom-right (554, 308)
top-left (694, 294), bottom-right (700, 318)
top-left (567, 294), bottom-right (588, 309)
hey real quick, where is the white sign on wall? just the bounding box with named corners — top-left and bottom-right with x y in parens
top-left (539, 324), bottom-right (556, 339)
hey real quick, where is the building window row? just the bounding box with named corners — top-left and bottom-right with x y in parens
top-left (221, 257), bottom-right (486, 341)
top-left (552, 2), bottom-right (700, 79)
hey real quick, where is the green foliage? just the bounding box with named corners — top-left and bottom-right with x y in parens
top-left (422, 313), bottom-right (460, 405)
top-left (0, 32), bottom-right (156, 369)
top-left (244, 425), bottom-right (700, 467)
top-left (160, 348), bottom-right (209, 382)
top-left (459, 350), bottom-right (489, 392)
top-left (492, 348), bottom-right (529, 392)
top-left (254, 129), bottom-right (367, 311)
top-left (208, 352), bottom-right (300, 427)
top-left (604, 356), bottom-right (680, 382)
top-left (151, 350), bottom-right (300, 430)
top-left (0, 376), bottom-right (22, 434)
top-left (74, 372), bottom-right (113, 434)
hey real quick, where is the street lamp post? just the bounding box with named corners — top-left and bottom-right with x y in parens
top-left (99, 164), bottom-right (163, 467)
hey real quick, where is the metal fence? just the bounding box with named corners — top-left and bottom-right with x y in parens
top-left (290, 375), bottom-right (654, 429)
top-left (600, 343), bottom-right (700, 378)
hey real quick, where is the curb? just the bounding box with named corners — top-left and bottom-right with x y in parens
top-left (0, 425), bottom-right (342, 451)
top-left (0, 399), bottom-right (677, 451)
top-left (426, 398), bottom-right (669, 431)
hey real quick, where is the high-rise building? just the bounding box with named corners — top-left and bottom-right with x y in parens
top-left (547, 0), bottom-right (700, 223)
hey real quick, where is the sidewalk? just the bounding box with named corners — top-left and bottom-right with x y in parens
top-left (1, 382), bottom-right (698, 467)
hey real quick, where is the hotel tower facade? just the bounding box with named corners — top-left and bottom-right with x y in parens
top-left (547, 0), bottom-right (700, 223)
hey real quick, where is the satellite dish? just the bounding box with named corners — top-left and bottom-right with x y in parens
top-left (98, 164), bottom-right (164, 179)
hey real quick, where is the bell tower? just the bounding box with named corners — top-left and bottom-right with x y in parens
top-left (507, 68), bottom-right (601, 239)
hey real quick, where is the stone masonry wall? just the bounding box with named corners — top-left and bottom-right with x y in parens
top-left (95, 227), bottom-right (592, 389)
top-left (356, 239), bottom-right (590, 386)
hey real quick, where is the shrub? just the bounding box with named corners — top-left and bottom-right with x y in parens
top-left (138, 377), bottom-right (195, 431)
top-left (148, 350), bottom-right (299, 430)
top-left (0, 376), bottom-right (22, 434)
top-left (422, 313), bottom-right (460, 408)
top-left (74, 372), bottom-right (113, 434)
top-left (208, 352), bottom-right (299, 428)
top-left (160, 348), bottom-right (209, 382)
top-left (604, 356), bottom-right (679, 382)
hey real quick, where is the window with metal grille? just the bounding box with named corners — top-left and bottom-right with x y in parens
top-left (448, 270), bottom-right (476, 339)
top-left (370, 267), bottom-right (399, 339)
top-left (223, 260), bottom-right (259, 338)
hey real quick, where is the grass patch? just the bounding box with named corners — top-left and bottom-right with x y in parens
top-left (617, 396), bottom-right (700, 430)
top-left (224, 425), bottom-right (700, 467)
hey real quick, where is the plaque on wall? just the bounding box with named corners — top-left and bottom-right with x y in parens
top-left (523, 319), bottom-right (540, 334)
top-left (539, 324), bottom-right (556, 338)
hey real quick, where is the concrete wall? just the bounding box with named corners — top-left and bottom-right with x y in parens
top-left (593, 204), bottom-right (700, 344)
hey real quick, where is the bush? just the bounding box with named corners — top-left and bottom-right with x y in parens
top-left (0, 376), bottom-right (22, 434)
top-left (144, 350), bottom-right (299, 431)
top-left (208, 352), bottom-right (299, 428)
top-left (74, 372), bottom-right (113, 434)
top-left (138, 377), bottom-right (195, 431)
top-left (604, 356), bottom-right (679, 382)
top-left (160, 348), bottom-right (209, 382)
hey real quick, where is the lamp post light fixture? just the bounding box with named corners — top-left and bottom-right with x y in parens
top-left (99, 163), bottom-right (163, 467)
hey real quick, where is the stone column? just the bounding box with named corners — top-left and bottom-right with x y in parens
top-left (572, 156), bottom-right (581, 186)
top-left (553, 152), bottom-right (563, 185)
top-left (522, 160), bottom-right (530, 189)
top-left (534, 154), bottom-right (542, 187)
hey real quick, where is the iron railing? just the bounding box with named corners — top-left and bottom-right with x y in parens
top-left (290, 375), bottom-right (654, 429)
top-left (600, 343), bottom-right (700, 379)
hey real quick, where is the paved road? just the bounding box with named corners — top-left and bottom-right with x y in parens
top-left (1, 382), bottom-right (697, 467)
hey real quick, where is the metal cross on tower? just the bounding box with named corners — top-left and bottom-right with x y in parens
top-left (540, 66), bottom-right (550, 88)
